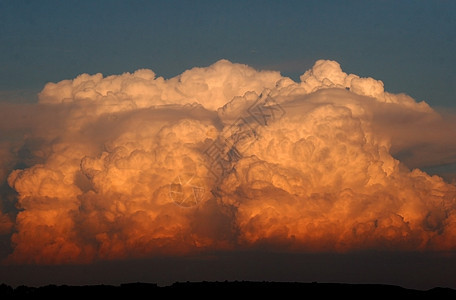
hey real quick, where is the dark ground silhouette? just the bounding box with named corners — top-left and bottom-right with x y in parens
top-left (1, 281), bottom-right (456, 297)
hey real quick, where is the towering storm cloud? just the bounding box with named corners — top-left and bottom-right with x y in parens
top-left (1, 59), bottom-right (456, 264)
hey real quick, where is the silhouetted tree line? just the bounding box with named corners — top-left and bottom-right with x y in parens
top-left (1, 281), bottom-right (455, 297)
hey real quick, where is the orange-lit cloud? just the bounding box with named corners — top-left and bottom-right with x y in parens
top-left (1, 60), bottom-right (456, 264)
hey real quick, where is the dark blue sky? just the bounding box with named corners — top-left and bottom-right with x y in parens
top-left (1, 0), bottom-right (455, 106)
top-left (1, 1), bottom-right (456, 290)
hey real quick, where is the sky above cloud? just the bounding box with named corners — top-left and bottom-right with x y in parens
top-left (0, 0), bottom-right (455, 106)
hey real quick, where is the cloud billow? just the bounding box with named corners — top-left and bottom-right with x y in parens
top-left (1, 59), bottom-right (456, 264)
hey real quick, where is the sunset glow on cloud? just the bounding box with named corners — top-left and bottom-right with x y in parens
top-left (1, 60), bottom-right (456, 264)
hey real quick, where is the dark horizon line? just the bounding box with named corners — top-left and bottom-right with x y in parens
top-left (1, 281), bottom-right (456, 297)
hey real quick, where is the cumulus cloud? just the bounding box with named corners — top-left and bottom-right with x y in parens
top-left (1, 59), bottom-right (456, 264)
